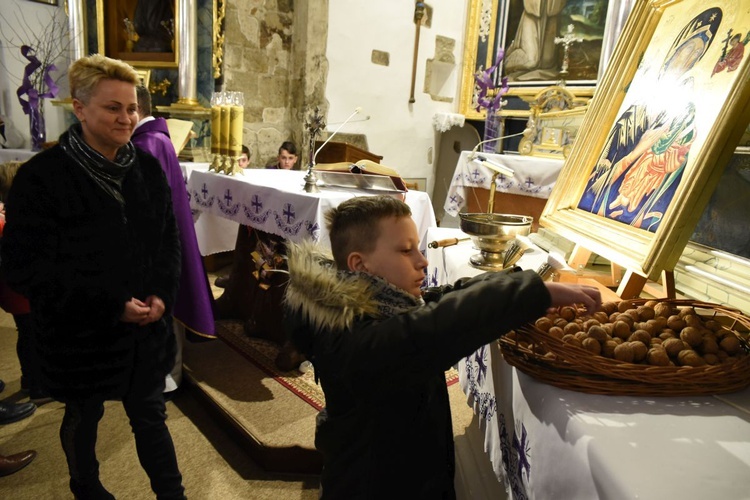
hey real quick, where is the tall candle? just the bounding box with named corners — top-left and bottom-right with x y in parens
top-left (220, 104), bottom-right (231, 156)
top-left (210, 105), bottom-right (222, 156)
top-left (229, 105), bottom-right (244, 157)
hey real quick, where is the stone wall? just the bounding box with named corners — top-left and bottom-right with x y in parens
top-left (223, 0), bottom-right (328, 169)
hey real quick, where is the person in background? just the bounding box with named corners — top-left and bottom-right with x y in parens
top-left (132, 85), bottom-right (217, 399)
top-left (0, 161), bottom-right (49, 404)
top-left (239, 145), bottom-right (251, 169)
top-left (283, 195), bottom-right (601, 499)
top-left (1, 54), bottom-right (186, 499)
top-left (268, 141), bottom-right (298, 170)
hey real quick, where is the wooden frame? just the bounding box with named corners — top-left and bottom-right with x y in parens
top-left (459, 0), bottom-right (630, 119)
top-left (95, 0), bottom-right (179, 69)
top-left (540, 0), bottom-right (750, 285)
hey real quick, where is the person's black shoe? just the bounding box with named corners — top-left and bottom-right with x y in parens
top-left (214, 275), bottom-right (230, 288)
top-left (70, 478), bottom-right (115, 500)
top-left (0, 401), bottom-right (36, 424)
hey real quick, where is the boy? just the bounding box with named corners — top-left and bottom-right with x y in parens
top-left (283, 195), bottom-right (600, 499)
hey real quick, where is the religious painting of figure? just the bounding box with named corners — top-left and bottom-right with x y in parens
top-left (578, 7), bottom-right (724, 232)
top-left (502, 0), bottom-right (609, 84)
top-left (539, 0), bottom-right (750, 284)
top-left (94, 0), bottom-right (178, 68)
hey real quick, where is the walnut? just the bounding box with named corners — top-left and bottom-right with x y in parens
top-left (720, 335), bottom-right (741, 355)
top-left (547, 326), bottom-right (564, 339)
top-left (617, 300), bottom-right (636, 313)
top-left (631, 341), bottom-right (648, 363)
top-left (602, 301), bottom-right (618, 315)
top-left (677, 350), bottom-right (706, 367)
top-left (637, 306), bottom-right (656, 321)
top-left (614, 342), bottom-right (635, 363)
top-left (680, 326), bottom-right (703, 348)
top-left (582, 337), bottom-right (602, 355)
top-left (602, 340), bottom-right (618, 358)
top-left (587, 325), bottom-right (608, 343)
top-left (647, 347), bottom-right (670, 366)
top-left (559, 306), bottom-right (577, 322)
top-left (628, 330), bottom-right (652, 345)
top-left (535, 317), bottom-right (553, 332)
top-left (653, 302), bottom-right (673, 318)
top-left (667, 315), bottom-right (687, 331)
top-left (612, 320), bottom-right (632, 341)
top-left (662, 338), bottom-right (686, 357)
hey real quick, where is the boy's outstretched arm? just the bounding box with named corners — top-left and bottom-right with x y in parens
top-left (544, 282), bottom-right (602, 315)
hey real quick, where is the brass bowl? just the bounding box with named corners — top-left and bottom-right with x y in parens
top-left (459, 213), bottom-right (533, 270)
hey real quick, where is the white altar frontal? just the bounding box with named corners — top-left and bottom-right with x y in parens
top-left (186, 167), bottom-right (437, 251)
top-left (426, 226), bottom-right (750, 500)
top-left (443, 151), bottom-right (563, 217)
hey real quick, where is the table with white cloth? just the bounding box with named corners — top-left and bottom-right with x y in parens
top-left (444, 152), bottom-right (563, 231)
top-left (179, 162), bottom-right (239, 256)
top-left (426, 226), bottom-right (750, 500)
top-left (0, 148), bottom-right (37, 164)
top-left (186, 168), bottom-right (436, 251)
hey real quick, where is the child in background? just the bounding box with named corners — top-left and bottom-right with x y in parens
top-left (283, 195), bottom-right (601, 499)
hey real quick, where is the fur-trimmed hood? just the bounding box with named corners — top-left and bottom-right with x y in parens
top-left (284, 240), bottom-right (380, 333)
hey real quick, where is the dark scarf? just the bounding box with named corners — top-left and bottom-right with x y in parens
top-left (59, 124), bottom-right (135, 208)
top-left (343, 271), bottom-right (425, 318)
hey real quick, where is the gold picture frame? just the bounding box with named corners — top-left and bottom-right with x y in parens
top-left (458, 0), bottom-right (630, 120)
top-left (134, 68), bottom-right (151, 89)
top-left (540, 0), bottom-right (750, 284)
top-left (95, 0), bottom-right (179, 69)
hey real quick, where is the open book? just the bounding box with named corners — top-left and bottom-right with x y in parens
top-left (314, 159), bottom-right (407, 192)
top-left (165, 118), bottom-right (195, 155)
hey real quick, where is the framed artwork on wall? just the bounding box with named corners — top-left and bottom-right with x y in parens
top-left (95, 0), bottom-right (179, 68)
top-left (540, 0), bottom-right (750, 282)
top-left (458, 0), bottom-right (633, 119)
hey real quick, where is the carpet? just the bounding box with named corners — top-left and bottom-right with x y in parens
top-left (215, 320), bottom-right (459, 411)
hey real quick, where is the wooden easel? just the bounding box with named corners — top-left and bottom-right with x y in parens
top-left (563, 244), bottom-right (676, 299)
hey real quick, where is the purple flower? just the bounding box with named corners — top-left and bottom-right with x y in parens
top-left (474, 49), bottom-right (509, 113)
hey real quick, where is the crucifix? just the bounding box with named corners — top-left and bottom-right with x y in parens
top-left (554, 24), bottom-right (583, 86)
top-left (409, 2), bottom-right (427, 103)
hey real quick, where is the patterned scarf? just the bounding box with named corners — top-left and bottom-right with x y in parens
top-left (344, 271), bottom-right (425, 318)
top-left (59, 123), bottom-right (135, 208)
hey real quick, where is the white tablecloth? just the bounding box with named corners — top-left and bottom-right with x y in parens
top-left (444, 152), bottom-right (564, 217)
top-left (426, 226), bottom-right (750, 499)
top-left (0, 148), bottom-right (37, 164)
top-left (180, 162), bottom-right (240, 256)
top-left (187, 168), bottom-right (437, 251)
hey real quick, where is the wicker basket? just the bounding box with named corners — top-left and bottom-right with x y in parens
top-left (498, 298), bottom-right (750, 396)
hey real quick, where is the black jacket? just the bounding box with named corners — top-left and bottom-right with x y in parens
top-left (1, 144), bottom-right (181, 401)
top-left (283, 242), bottom-right (551, 499)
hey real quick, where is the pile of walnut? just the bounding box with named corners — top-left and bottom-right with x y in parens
top-left (522, 300), bottom-right (746, 367)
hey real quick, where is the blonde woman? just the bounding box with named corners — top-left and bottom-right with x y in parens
top-left (1, 54), bottom-right (185, 499)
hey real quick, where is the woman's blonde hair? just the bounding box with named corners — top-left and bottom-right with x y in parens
top-left (68, 54), bottom-right (139, 103)
top-left (0, 161), bottom-right (23, 200)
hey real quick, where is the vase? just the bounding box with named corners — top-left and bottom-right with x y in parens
top-left (29, 104), bottom-right (46, 152)
top-left (482, 111), bottom-right (503, 153)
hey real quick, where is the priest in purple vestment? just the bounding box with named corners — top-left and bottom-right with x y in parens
top-left (132, 86), bottom-right (216, 392)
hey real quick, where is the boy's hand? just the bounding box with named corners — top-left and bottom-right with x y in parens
top-left (545, 282), bottom-right (602, 315)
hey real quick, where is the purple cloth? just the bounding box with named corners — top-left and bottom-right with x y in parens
top-left (132, 118), bottom-right (216, 337)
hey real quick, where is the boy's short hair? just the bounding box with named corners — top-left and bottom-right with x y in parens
top-left (326, 196), bottom-right (412, 269)
top-left (279, 141), bottom-right (297, 156)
